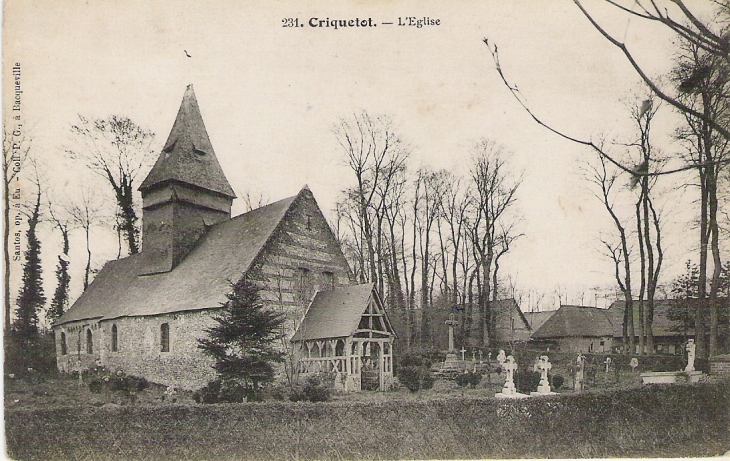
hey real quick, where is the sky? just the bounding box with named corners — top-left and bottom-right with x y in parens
top-left (3, 0), bottom-right (720, 318)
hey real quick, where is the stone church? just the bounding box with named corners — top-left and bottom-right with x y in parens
top-left (53, 85), bottom-right (395, 391)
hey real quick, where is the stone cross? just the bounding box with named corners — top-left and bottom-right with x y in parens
top-left (604, 357), bottom-right (612, 373)
top-left (630, 357), bottom-right (639, 372)
top-left (497, 349), bottom-right (506, 365)
top-left (575, 354), bottom-right (585, 392)
top-left (445, 313), bottom-right (459, 352)
top-left (535, 355), bottom-right (553, 394)
top-left (501, 355), bottom-right (519, 395)
top-left (685, 339), bottom-right (696, 372)
top-left (460, 347), bottom-right (467, 361)
top-left (472, 350), bottom-right (477, 362)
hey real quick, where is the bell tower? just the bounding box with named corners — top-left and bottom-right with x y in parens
top-left (138, 84), bottom-right (236, 275)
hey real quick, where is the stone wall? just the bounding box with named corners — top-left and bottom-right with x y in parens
top-left (56, 310), bottom-right (218, 390)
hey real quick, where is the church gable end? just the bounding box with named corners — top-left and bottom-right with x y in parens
top-left (252, 187), bottom-right (352, 333)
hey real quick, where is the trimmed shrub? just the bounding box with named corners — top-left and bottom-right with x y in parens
top-left (193, 379), bottom-right (222, 404)
top-left (516, 371), bottom-right (541, 394)
top-left (397, 366), bottom-right (434, 392)
top-left (288, 375), bottom-right (332, 402)
top-left (551, 374), bottom-right (564, 389)
top-left (455, 371), bottom-right (482, 388)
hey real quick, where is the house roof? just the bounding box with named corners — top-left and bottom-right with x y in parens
top-left (525, 310), bottom-right (557, 333)
top-left (531, 305), bottom-right (614, 339)
top-left (56, 191), bottom-right (303, 326)
top-left (607, 298), bottom-right (729, 338)
top-left (139, 84), bottom-right (236, 198)
top-left (291, 284), bottom-right (394, 341)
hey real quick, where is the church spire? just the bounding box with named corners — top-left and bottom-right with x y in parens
top-left (139, 84), bottom-right (235, 198)
top-left (138, 85), bottom-right (236, 275)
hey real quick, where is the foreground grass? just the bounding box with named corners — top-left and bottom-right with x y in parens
top-left (6, 378), bottom-right (730, 460)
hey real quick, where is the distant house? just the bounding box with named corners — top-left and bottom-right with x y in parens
top-left (524, 310), bottom-right (557, 337)
top-left (291, 284), bottom-right (396, 392)
top-left (492, 299), bottom-right (532, 344)
top-left (607, 298), bottom-right (729, 355)
top-left (530, 305), bottom-right (614, 353)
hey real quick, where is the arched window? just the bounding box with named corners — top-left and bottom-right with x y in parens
top-left (160, 323), bottom-right (170, 352)
top-left (60, 332), bottom-right (67, 355)
top-left (86, 329), bottom-right (93, 354)
top-left (111, 324), bottom-right (118, 352)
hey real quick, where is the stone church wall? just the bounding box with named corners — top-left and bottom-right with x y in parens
top-left (56, 310), bottom-right (218, 390)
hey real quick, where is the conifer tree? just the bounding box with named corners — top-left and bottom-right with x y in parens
top-left (198, 276), bottom-right (285, 395)
top-left (47, 202), bottom-right (70, 323)
top-left (14, 184), bottom-right (45, 341)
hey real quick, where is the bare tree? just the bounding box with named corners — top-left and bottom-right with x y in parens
top-left (333, 111), bottom-right (410, 303)
top-left (3, 127), bottom-right (30, 330)
top-left (67, 188), bottom-right (103, 291)
top-left (67, 115), bottom-right (155, 256)
top-left (587, 151), bottom-right (636, 353)
top-left (673, 34), bottom-right (730, 356)
top-left (467, 140), bottom-right (522, 346)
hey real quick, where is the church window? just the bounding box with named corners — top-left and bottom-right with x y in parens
top-left (322, 271), bottom-right (335, 291)
top-left (111, 324), bottom-right (118, 352)
top-left (306, 215), bottom-right (312, 230)
top-left (161, 323), bottom-right (170, 352)
top-left (86, 329), bottom-right (93, 354)
top-left (295, 268), bottom-right (313, 305)
top-left (60, 332), bottom-right (67, 355)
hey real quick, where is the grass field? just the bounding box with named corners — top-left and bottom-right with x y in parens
top-left (5, 373), bottom-right (729, 460)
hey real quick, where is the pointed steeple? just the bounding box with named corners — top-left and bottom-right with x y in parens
top-left (139, 84), bottom-right (235, 198)
top-left (138, 85), bottom-right (236, 275)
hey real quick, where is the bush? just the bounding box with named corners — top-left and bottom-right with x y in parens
top-left (4, 332), bottom-right (57, 376)
top-left (194, 378), bottom-right (271, 403)
top-left (289, 374), bottom-right (332, 402)
top-left (516, 371), bottom-right (541, 394)
top-left (455, 371), bottom-right (482, 388)
top-left (551, 374), bottom-right (564, 389)
top-left (397, 366), bottom-right (434, 393)
top-left (193, 379), bottom-right (222, 404)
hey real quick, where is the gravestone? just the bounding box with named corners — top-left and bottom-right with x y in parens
top-left (497, 349), bottom-right (506, 365)
top-left (575, 353), bottom-right (585, 392)
top-left (495, 356), bottom-right (528, 399)
top-left (685, 339), bottom-right (696, 372)
top-left (531, 355), bottom-right (557, 396)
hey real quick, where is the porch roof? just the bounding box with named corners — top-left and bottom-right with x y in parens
top-left (291, 284), bottom-right (393, 341)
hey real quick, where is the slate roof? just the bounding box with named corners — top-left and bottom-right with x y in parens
top-left (531, 305), bottom-right (614, 339)
top-left (291, 284), bottom-right (394, 341)
top-left (524, 310), bottom-right (557, 333)
top-left (607, 298), bottom-right (729, 338)
top-left (139, 84), bottom-right (236, 198)
top-left (56, 192), bottom-right (301, 326)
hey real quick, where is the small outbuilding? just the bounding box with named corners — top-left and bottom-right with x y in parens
top-left (291, 284), bottom-right (396, 392)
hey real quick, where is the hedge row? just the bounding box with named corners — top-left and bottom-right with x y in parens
top-left (7, 379), bottom-right (729, 460)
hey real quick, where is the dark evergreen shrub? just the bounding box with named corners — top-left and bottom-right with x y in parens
top-left (88, 379), bottom-right (104, 393)
top-left (193, 379), bottom-right (223, 404)
top-left (303, 375), bottom-right (331, 402)
top-left (455, 371), bottom-right (482, 388)
top-left (551, 374), bottom-right (564, 389)
top-left (516, 371), bottom-right (541, 393)
top-left (397, 366), bottom-right (434, 392)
